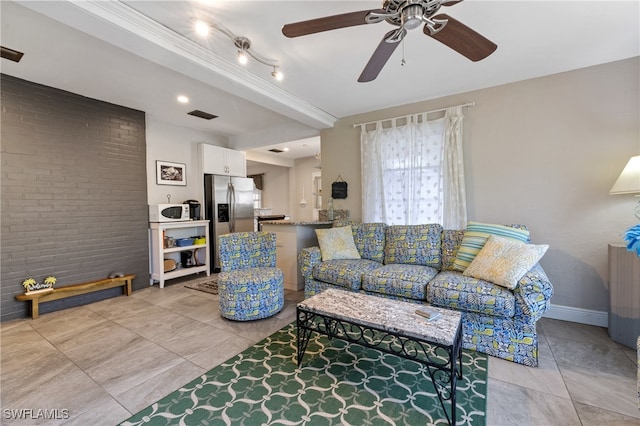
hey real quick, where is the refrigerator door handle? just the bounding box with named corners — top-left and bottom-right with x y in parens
top-left (229, 182), bottom-right (236, 233)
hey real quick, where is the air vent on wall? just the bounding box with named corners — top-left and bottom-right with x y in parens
top-left (1, 46), bottom-right (24, 63)
top-left (187, 110), bottom-right (218, 120)
top-left (268, 148), bottom-right (284, 153)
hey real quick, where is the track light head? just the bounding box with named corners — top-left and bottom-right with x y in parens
top-left (271, 67), bottom-right (283, 81)
top-left (237, 50), bottom-right (248, 65)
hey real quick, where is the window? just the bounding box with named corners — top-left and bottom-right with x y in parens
top-left (360, 107), bottom-right (467, 228)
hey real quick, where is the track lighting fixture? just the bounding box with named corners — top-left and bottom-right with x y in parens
top-left (193, 19), bottom-right (283, 81)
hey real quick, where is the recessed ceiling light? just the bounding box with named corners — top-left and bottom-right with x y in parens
top-left (283, 147), bottom-right (290, 152)
top-left (194, 20), bottom-right (210, 37)
top-left (177, 95), bottom-right (189, 104)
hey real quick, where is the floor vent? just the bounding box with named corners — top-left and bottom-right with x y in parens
top-left (187, 110), bottom-right (218, 120)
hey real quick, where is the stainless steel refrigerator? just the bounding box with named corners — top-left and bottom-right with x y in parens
top-left (204, 174), bottom-right (255, 271)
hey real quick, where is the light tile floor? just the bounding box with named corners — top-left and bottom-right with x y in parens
top-left (1, 275), bottom-right (638, 425)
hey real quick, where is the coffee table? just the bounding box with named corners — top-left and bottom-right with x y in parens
top-left (296, 288), bottom-right (463, 425)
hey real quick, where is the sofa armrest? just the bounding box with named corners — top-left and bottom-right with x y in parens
top-left (513, 263), bottom-right (554, 323)
top-left (299, 247), bottom-right (322, 281)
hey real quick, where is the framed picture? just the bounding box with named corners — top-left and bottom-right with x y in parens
top-left (156, 161), bottom-right (186, 186)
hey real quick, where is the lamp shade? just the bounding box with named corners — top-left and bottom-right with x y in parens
top-left (610, 155), bottom-right (640, 194)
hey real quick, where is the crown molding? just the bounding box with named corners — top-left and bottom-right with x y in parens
top-left (42, 0), bottom-right (337, 129)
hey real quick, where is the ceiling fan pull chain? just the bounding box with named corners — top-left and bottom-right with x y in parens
top-left (401, 39), bottom-right (407, 66)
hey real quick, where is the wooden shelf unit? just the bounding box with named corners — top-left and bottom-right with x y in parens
top-left (608, 243), bottom-right (640, 348)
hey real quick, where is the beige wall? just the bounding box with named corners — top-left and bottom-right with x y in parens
top-left (146, 118), bottom-right (228, 206)
top-left (246, 162), bottom-right (290, 216)
top-left (321, 57), bottom-right (640, 316)
top-left (290, 156), bottom-right (322, 222)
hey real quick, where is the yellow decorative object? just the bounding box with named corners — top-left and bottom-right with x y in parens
top-left (22, 278), bottom-right (37, 289)
top-left (22, 276), bottom-right (57, 294)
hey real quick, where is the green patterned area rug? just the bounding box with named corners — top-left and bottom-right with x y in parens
top-left (120, 323), bottom-right (487, 425)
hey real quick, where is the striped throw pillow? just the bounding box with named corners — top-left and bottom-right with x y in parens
top-left (452, 221), bottom-right (530, 272)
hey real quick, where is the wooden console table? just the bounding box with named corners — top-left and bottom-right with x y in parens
top-left (608, 243), bottom-right (640, 348)
top-left (16, 274), bottom-right (134, 319)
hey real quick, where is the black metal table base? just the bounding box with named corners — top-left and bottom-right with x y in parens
top-left (296, 308), bottom-right (463, 426)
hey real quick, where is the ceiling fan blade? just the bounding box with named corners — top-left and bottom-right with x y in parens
top-left (358, 30), bottom-right (403, 83)
top-left (423, 13), bottom-right (497, 62)
top-left (282, 9), bottom-right (383, 38)
top-left (441, 0), bottom-right (464, 6)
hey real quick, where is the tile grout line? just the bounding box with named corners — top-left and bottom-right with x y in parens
top-left (23, 308), bottom-right (137, 422)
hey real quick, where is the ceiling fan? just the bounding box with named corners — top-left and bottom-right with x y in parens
top-left (282, 0), bottom-right (497, 82)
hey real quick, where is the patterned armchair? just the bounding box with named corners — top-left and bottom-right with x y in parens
top-left (217, 232), bottom-right (284, 321)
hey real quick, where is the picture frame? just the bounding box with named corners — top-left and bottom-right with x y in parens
top-left (156, 160), bottom-right (186, 186)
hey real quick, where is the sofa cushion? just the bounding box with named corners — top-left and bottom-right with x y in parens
top-left (362, 264), bottom-right (439, 300)
top-left (351, 222), bottom-right (387, 263)
top-left (384, 224), bottom-right (443, 268)
top-left (442, 229), bottom-right (465, 271)
top-left (427, 270), bottom-right (516, 318)
top-left (315, 226), bottom-right (361, 261)
top-left (312, 259), bottom-right (382, 291)
top-left (453, 222), bottom-right (530, 272)
top-left (463, 235), bottom-right (548, 289)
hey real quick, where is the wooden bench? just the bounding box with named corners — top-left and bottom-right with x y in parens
top-left (15, 274), bottom-right (135, 319)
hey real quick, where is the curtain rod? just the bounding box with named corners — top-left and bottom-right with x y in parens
top-left (353, 101), bottom-right (475, 129)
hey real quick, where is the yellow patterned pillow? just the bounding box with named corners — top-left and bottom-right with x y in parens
top-left (315, 226), bottom-right (361, 261)
top-left (462, 235), bottom-right (548, 289)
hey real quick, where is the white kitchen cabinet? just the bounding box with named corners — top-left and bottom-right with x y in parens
top-left (199, 143), bottom-right (246, 176)
top-left (149, 220), bottom-right (210, 288)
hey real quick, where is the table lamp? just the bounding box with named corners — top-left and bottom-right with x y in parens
top-left (610, 155), bottom-right (640, 219)
top-left (610, 155), bottom-right (640, 255)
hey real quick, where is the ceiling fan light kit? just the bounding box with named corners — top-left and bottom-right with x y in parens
top-left (282, 0), bottom-right (497, 82)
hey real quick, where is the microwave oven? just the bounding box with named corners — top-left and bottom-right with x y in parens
top-left (149, 204), bottom-right (190, 222)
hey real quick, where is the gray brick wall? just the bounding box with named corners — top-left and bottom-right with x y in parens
top-left (1, 74), bottom-right (149, 321)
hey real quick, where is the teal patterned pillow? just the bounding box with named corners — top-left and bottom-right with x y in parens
top-left (453, 222), bottom-right (530, 271)
top-left (316, 226), bottom-right (361, 261)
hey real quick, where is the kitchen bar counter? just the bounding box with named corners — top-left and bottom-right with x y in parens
top-left (259, 220), bottom-right (333, 226)
top-left (262, 221), bottom-right (333, 291)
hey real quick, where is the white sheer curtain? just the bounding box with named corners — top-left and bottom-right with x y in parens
top-left (442, 106), bottom-right (467, 229)
top-left (360, 107), bottom-right (467, 227)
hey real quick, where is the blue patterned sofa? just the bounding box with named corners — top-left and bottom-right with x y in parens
top-left (298, 223), bottom-right (554, 366)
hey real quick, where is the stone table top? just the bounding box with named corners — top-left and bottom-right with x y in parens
top-left (297, 288), bottom-right (462, 347)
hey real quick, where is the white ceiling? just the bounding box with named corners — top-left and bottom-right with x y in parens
top-left (1, 1), bottom-right (639, 161)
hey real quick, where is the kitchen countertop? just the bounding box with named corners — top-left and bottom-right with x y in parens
top-left (260, 220), bottom-right (333, 226)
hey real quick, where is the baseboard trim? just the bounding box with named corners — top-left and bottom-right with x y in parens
top-left (543, 304), bottom-right (608, 327)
